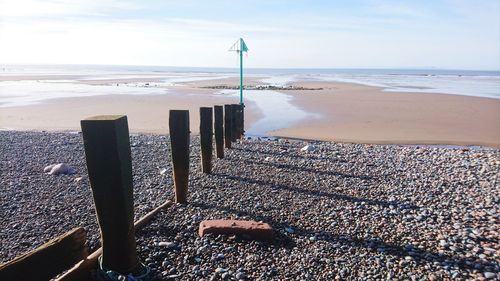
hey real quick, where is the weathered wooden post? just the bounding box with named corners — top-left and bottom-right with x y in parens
top-left (224, 104), bottom-right (232, 148)
top-left (240, 104), bottom-right (245, 138)
top-left (199, 107), bottom-right (213, 173)
top-left (234, 104), bottom-right (244, 139)
top-left (169, 110), bottom-right (190, 203)
top-left (80, 115), bottom-right (140, 276)
top-left (231, 104), bottom-right (239, 142)
top-left (214, 105), bottom-right (224, 158)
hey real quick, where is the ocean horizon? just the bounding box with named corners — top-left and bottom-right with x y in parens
top-left (2, 63), bottom-right (500, 76)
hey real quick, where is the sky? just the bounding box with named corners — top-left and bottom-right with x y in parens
top-left (0, 0), bottom-right (499, 70)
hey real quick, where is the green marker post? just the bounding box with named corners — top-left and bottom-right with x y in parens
top-left (230, 38), bottom-right (248, 105)
top-left (230, 38), bottom-right (248, 138)
top-left (239, 42), bottom-right (243, 105)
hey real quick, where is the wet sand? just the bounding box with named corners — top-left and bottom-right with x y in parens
top-left (272, 81), bottom-right (500, 148)
top-left (0, 86), bottom-right (262, 134)
top-left (1, 77), bottom-right (499, 147)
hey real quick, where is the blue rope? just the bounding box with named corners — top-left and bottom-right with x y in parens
top-left (98, 256), bottom-right (151, 281)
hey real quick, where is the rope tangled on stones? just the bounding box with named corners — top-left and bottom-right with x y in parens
top-left (97, 256), bottom-right (150, 281)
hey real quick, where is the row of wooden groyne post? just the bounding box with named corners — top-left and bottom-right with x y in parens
top-left (0, 103), bottom-right (245, 281)
top-left (170, 104), bottom-right (243, 202)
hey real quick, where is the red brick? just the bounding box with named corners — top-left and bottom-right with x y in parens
top-left (198, 220), bottom-right (274, 241)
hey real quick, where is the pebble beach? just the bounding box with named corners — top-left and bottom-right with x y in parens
top-left (0, 131), bottom-right (499, 280)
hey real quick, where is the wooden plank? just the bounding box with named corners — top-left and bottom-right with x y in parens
top-left (0, 227), bottom-right (88, 281)
top-left (80, 115), bottom-right (140, 275)
top-left (169, 110), bottom-right (190, 203)
top-left (224, 104), bottom-right (232, 148)
top-left (55, 249), bottom-right (102, 281)
top-left (55, 200), bottom-right (174, 281)
top-left (214, 105), bottom-right (224, 159)
top-left (134, 200), bottom-right (173, 229)
top-left (199, 107), bottom-right (213, 173)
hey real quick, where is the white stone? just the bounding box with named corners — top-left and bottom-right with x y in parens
top-left (158, 241), bottom-right (176, 248)
top-left (236, 272), bottom-right (247, 280)
top-left (439, 240), bottom-right (448, 247)
top-left (43, 164), bottom-right (56, 173)
top-left (215, 267), bottom-right (227, 273)
top-left (301, 145), bottom-right (317, 152)
top-left (45, 163), bottom-right (76, 175)
top-left (484, 272), bottom-right (496, 279)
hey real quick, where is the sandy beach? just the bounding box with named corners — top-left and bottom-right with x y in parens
top-left (272, 81), bottom-right (500, 148)
top-left (1, 76), bottom-right (499, 148)
top-left (0, 85), bottom-right (262, 135)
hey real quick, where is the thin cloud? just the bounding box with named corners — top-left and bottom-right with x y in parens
top-left (0, 0), bottom-right (499, 69)
top-left (0, 0), bottom-right (141, 17)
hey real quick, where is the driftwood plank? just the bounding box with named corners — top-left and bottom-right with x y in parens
top-left (0, 227), bottom-right (88, 281)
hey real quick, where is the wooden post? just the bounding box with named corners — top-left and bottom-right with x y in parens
top-left (241, 104), bottom-right (245, 138)
top-left (231, 104), bottom-right (239, 142)
top-left (234, 104), bottom-right (243, 139)
top-left (199, 107), bottom-right (213, 173)
top-left (233, 104), bottom-right (240, 140)
top-left (169, 110), bottom-right (190, 203)
top-left (224, 104), bottom-right (232, 148)
top-left (214, 105), bottom-right (224, 158)
top-left (0, 228), bottom-right (88, 281)
top-left (80, 115), bottom-right (140, 275)
top-left (55, 200), bottom-right (174, 281)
